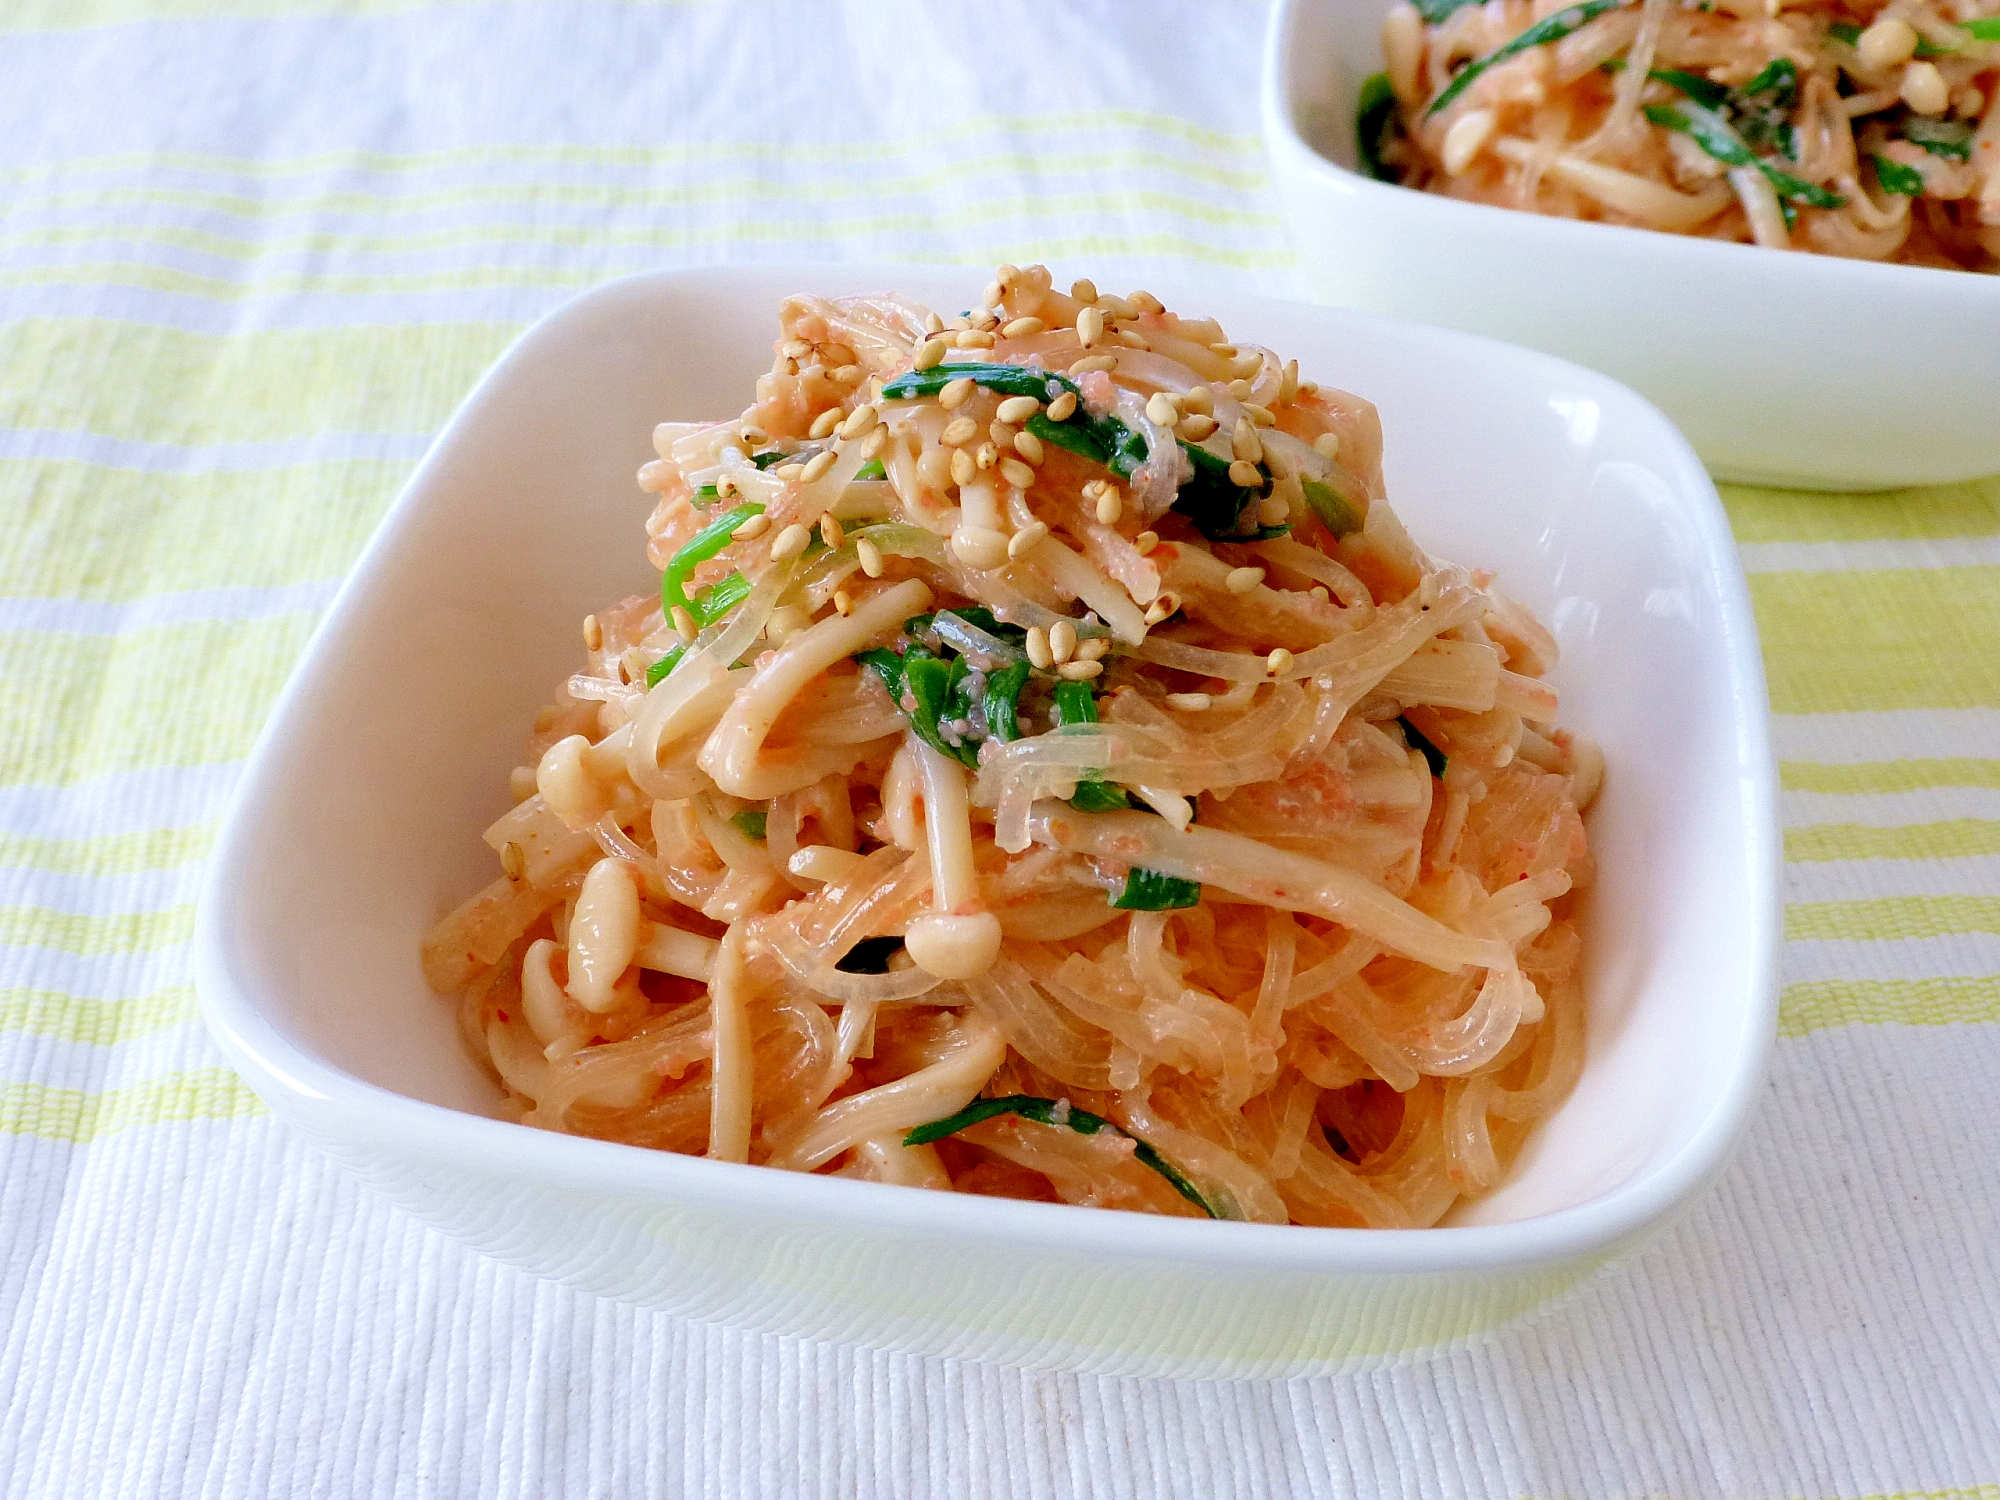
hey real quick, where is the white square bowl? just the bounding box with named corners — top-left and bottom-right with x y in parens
top-left (1262, 0), bottom-right (2000, 491)
top-left (195, 265), bottom-right (1779, 1378)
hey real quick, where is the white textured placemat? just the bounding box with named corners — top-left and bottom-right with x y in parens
top-left (2, 3), bottom-right (1996, 1495)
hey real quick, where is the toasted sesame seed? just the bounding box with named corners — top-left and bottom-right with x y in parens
top-left (823, 343), bottom-right (857, 367)
top-left (1229, 353), bottom-right (1264, 381)
top-left (972, 309), bottom-right (1000, 333)
top-left (1166, 692), bottom-right (1212, 711)
top-left (1300, 380), bottom-right (1320, 395)
top-left (1002, 316), bottom-right (1045, 338)
top-left (1178, 413), bottom-right (1218, 441)
top-left (1008, 521), bottom-right (1048, 559)
top-left (1133, 530), bottom-right (1159, 555)
top-left (1228, 459), bottom-right (1263, 489)
top-left (951, 526), bottom-right (1010, 571)
top-left (1266, 648), bottom-right (1295, 676)
top-left (983, 281), bottom-right (1005, 309)
top-left (809, 408), bottom-right (842, 440)
top-left (942, 416), bottom-right (980, 447)
top-left (1145, 391), bottom-right (1181, 426)
top-left (856, 537), bottom-right (885, 578)
top-left (781, 338), bottom-right (812, 360)
top-left (1013, 430), bottom-right (1045, 465)
top-left (1208, 343), bottom-right (1238, 358)
top-left (1082, 478), bottom-right (1108, 499)
top-left (1095, 294), bottom-right (1135, 320)
top-left (996, 263), bottom-right (1020, 286)
top-left (1183, 385), bottom-right (1214, 415)
top-left (914, 339), bottom-right (948, 371)
top-left (774, 463), bottom-right (804, 481)
top-left (739, 424), bottom-right (768, 445)
top-left (1071, 277), bottom-right (1099, 304)
top-left (859, 427), bottom-right (889, 460)
top-left (830, 363), bottom-right (863, 385)
top-left (769, 523), bottom-right (812, 562)
top-left (996, 395), bottom-right (1041, 424)
top-left (1046, 390), bottom-right (1078, 421)
top-left (801, 450), bottom-right (837, 483)
top-left (582, 614), bottom-right (603, 651)
top-left (950, 448), bottom-right (978, 487)
top-left (1129, 290), bottom-right (1164, 315)
top-left (734, 512), bottom-right (772, 541)
top-left (999, 456), bottom-right (1037, 489)
top-left (940, 377), bottom-right (976, 409)
top-left (1077, 306), bottom-right (1105, 346)
top-left (1314, 432), bottom-right (1342, 459)
top-left (1069, 354), bottom-right (1118, 375)
top-left (1115, 329), bottom-right (1150, 350)
top-left (1025, 625), bottom-right (1053, 669)
top-left (1258, 494), bottom-right (1290, 527)
top-left (834, 589), bottom-right (854, 617)
top-left (1244, 403), bottom-right (1276, 427)
top-left (1095, 488), bottom-right (1123, 526)
top-left (501, 840), bottom-right (526, 881)
top-left (924, 311), bottom-right (945, 334)
top-left (1227, 378), bottom-right (1254, 400)
top-left (989, 420), bottom-right (1016, 448)
top-left (1225, 565), bottom-right (1265, 595)
top-left (1058, 659), bottom-right (1103, 681)
top-left (1049, 619), bottom-right (1077, 664)
top-left (671, 605), bottom-right (698, 643)
top-left (956, 329), bottom-right (996, 349)
top-left (838, 404), bottom-right (879, 440)
top-left (1231, 419), bottom-right (1262, 462)
top-left (1279, 360), bottom-right (1300, 404)
top-left (975, 442), bottom-right (999, 472)
top-left (1075, 637), bottom-right (1110, 663)
top-left (820, 514), bottom-right (846, 550)
top-left (1310, 585), bottom-right (1330, 604)
top-left (1144, 591), bottom-right (1180, 624)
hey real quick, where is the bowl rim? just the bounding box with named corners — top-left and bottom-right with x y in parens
top-left (1259, 0), bottom-right (2000, 299)
top-left (194, 262), bottom-right (1782, 1281)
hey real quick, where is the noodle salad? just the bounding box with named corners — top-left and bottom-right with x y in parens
top-left (1360, 0), bottom-right (2000, 270)
top-left (420, 266), bottom-right (1602, 1227)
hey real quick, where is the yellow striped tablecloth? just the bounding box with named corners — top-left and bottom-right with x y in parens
top-left (1, 3), bottom-right (1995, 1496)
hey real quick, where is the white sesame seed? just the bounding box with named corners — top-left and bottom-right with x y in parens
top-left (1229, 353), bottom-right (1264, 381)
top-left (1047, 390), bottom-right (1078, 421)
top-left (1008, 522), bottom-right (1048, 559)
top-left (956, 329), bottom-right (996, 350)
top-left (1002, 317), bottom-right (1045, 338)
top-left (819, 514), bottom-right (845, 550)
top-left (808, 408), bottom-right (842, 440)
top-left (983, 281), bottom-right (1005, 309)
top-left (1068, 354), bottom-right (1117, 375)
top-left (1145, 392), bottom-right (1180, 426)
top-left (1075, 637), bottom-right (1110, 662)
top-left (1095, 294), bottom-right (1135, 319)
top-left (1094, 488), bottom-right (1123, 526)
top-left (1133, 531), bottom-right (1159, 555)
top-left (972, 310), bottom-right (1000, 333)
top-left (914, 339), bottom-right (948, 371)
top-left (739, 425), bottom-right (767, 445)
top-left (989, 420), bottom-right (1016, 448)
top-left (1058, 659), bottom-right (1103, 681)
top-left (1245, 403), bottom-right (1276, 428)
top-left (1309, 585), bottom-right (1330, 604)
top-left (1129, 290), bottom-right (1164, 315)
top-left (769, 523), bottom-right (811, 562)
top-left (582, 614), bottom-right (603, 651)
top-left (1013, 430), bottom-right (1045, 465)
top-left (1115, 330), bottom-right (1150, 350)
top-left (1902, 59), bottom-right (1949, 115)
top-left (1178, 413), bottom-right (1218, 441)
top-left (715, 474), bottom-right (739, 499)
top-left (774, 463), bottom-right (804, 481)
top-left (1183, 385), bottom-right (1214, 415)
top-left (1077, 306), bottom-right (1105, 347)
top-left (1166, 692), bottom-right (1212, 711)
top-left (1228, 459), bottom-right (1263, 489)
top-left (859, 426), bottom-right (889, 460)
top-left (1049, 619), bottom-right (1076, 664)
top-left (942, 416), bottom-right (979, 447)
top-left (1231, 418), bottom-right (1262, 463)
top-left (950, 448), bottom-right (978, 487)
top-left (1227, 379), bottom-right (1254, 400)
top-left (830, 363), bottom-right (863, 385)
top-left (501, 839), bottom-right (526, 881)
top-left (999, 456), bottom-right (1037, 489)
top-left (734, 512), bottom-right (772, 541)
top-left (1225, 565), bottom-right (1265, 595)
top-left (1858, 15), bottom-right (1918, 68)
top-left (1314, 432), bottom-right (1342, 459)
top-left (834, 589), bottom-right (854, 617)
top-left (856, 537), bottom-right (885, 577)
top-left (1279, 359), bottom-right (1300, 404)
top-left (1144, 591), bottom-right (1180, 624)
top-left (940, 377), bottom-right (976, 409)
top-left (951, 526), bottom-right (1010, 571)
top-left (1025, 626), bottom-right (1053, 669)
top-left (996, 395), bottom-right (1041, 424)
top-left (975, 442), bottom-right (998, 472)
top-left (1071, 278), bottom-right (1099, 304)
top-left (838, 404), bottom-right (879, 440)
top-left (782, 338), bottom-right (812, 360)
top-left (671, 605), bottom-right (698, 643)
top-left (924, 311), bottom-right (945, 334)
top-left (996, 264), bottom-right (1020, 286)
top-left (1266, 648), bottom-right (1295, 676)
top-left (1208, 343), bottom-right (1238, 358)
top-left (801, 450), bottom-right (837, 483)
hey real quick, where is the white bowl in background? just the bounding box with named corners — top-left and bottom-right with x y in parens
top-left (195, 265), bottom-right (1778, 1377)
top-left (1262, 0), bottom-right (2000, 491)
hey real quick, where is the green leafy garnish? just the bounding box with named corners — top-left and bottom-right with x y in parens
top-left (859, 615), bottom-right (1026, 769)
top-left (1427, 0), bottom-right (1627, 117)
top-left (1112, 867), bottom-right (1202, 910)
top-left (854, 459), bottom-right (887, 481)
top-left (882, 362), bottom-right (1075, 403)
top-left (731, 808), bottom-right (768, 840)
top-left (1399, 716), bottom-right (1449, 778)
top-left (1827, 19), bottom-right (1862, 45)
top-left (1962, 17), bottom-right (2000, 40)
top-left (1732, 57), bottom-right (1799, 155)
top-left (1870, 153), bottom-right (1926, 196)
top-left (1413, 0), bottom-right (1486, 19)
top-left (1644, 96), bottom-right (1845, 207)
top-left (663, 502), bottom-right (764, 615)
top-left (644, 645), bottom-right (685, 688)
top-left (689, 571), bottom-right (752, 626)
top-left (1355, 71), bottom-right (1402, 182)
top-left (1913, 33), bottom-right (1956, 55)
top-left (1648, 67), bottom-right (1729, 109)
top-left (1302, 476), bottom-right (1363, 538)
top-left (900, 647), bottom-right (982, 769)
top-left (1904, 115), bottom-right (1974, 161)
top-left (1052, 679), bottom-right (1131, 811)
top-left (749, 450), bottom-right (790, 470)
top-left (1175, 441), bottom-right (1272, 541)
top-left (983, 660), bottom-right (1032, 743)
top-left (903, 1095), bottom-right (1218, 1218)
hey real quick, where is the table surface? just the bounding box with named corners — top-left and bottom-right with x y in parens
top-left (2, 3), bottom-right (1997, 1497)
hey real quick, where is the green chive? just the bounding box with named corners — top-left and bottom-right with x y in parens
top-left (1426, 0), bottom-right (1627, 118)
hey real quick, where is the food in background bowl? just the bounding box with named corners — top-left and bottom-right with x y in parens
top-left (1358, 0), bottom-right (1999, 270)
top-left (421, 265), bottom-right (1602, 1228)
